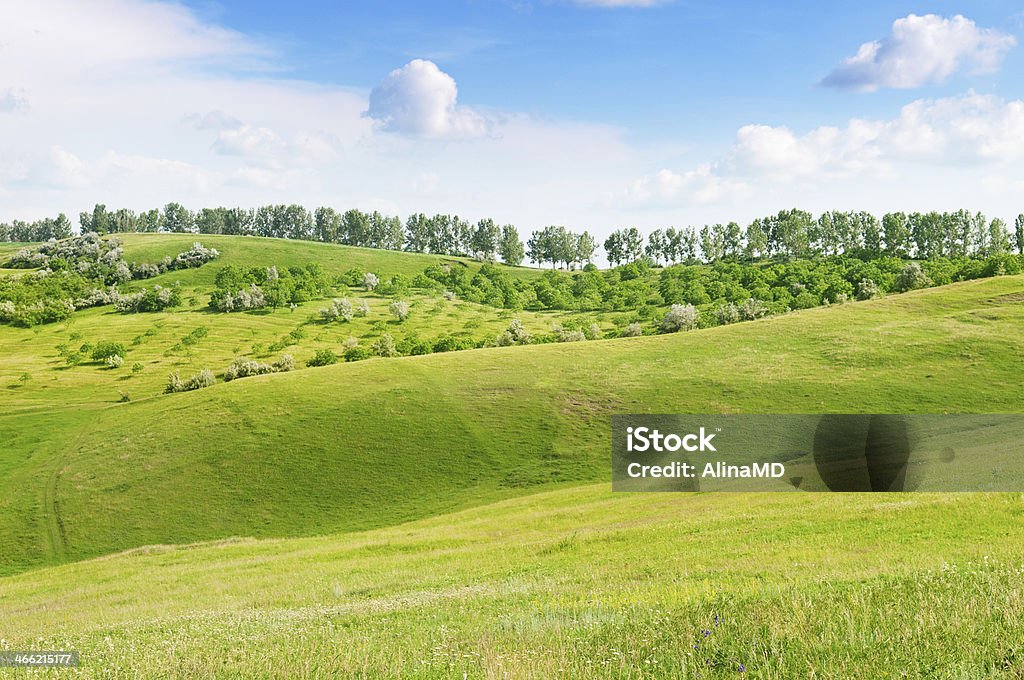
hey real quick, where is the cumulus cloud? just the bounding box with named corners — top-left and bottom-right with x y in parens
top-left (725, 92), bottom-right (1024, 178)
top-left (822, 14), bottom-right (1016, 92)
top-left (212, 125), bottom-right (286, 157)
top-left (625, 166), bottom-right (748, 205)
top-left (366, 59), bottom-right (488, 139)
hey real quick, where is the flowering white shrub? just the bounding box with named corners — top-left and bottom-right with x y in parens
top-left (716, 303), bottom-right (740, 325)
top-left (363, 272), bottom-right (379, 291)
top-left (213, 284), bottom-right (266, 312)
top-left (660, 304), bottom-right (699, 333)
top-left (104, 354), bottom-right (124, 369)
top-left (857, 278), bottom-right (881, 300)
top-left (558, 329), bottom-right (586, 342)
top-left (165, 368), bottom-right (215, 393)
top-left (171, 242), bottom-right (219, 269)
top-left (621, 322), bottom-right (643, 337)
top-left (320, 298), bottom-right (354, 322)
top-left (355, 299), bottom-right (370, 317)
top-left (372, 333), bottom-right (398, 357)
top-left (496, 318), bottom-right (531, 346)
top-left (739, 298), bottom-right (768, 321)
top-left (224, 358), bottom-right (275, 381)
top-left (390, 300), bottom-right (410, 321)
top-left (896, 263), bottom-right (931, 292)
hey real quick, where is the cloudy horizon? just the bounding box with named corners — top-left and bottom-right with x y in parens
top-left (2, 0), bottom-right (1023, 238)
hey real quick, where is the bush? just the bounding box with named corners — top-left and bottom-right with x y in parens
top-left (307, 349), bottom-right (338, 367)
top-left (223, 354), bottom-right (293, 381)
top-left (341, 336), bottom-right (359, 350)
top-left (320, 298), bottom-right (353, 322)
top-left (113, 284), bottom-right (182, 313)
top-left (558, 329), bottom-right (586, 342)
top-left (355, 299), bottom-right (370, 317)
top-left (495, 318), bottom-right (531, 346)
top-left (171, 242), bottom-right (219, 269)
top-left (660, 304), bottom-right (698, 333)
top-left (390, 300), bottom-right (410, 321)
top-left (344, 346), bottom-right (371, 362)
top-left (372, 333), bottom-right (398, 357)
top-left (715, 303), bottom-right (740, 325)
top-left (738, 298), bottom-right (767, 321)
top-left (363, 272), bottom-right (379, 291)
top-left (131, 362), bottom-right (144, 374)
top-left (896, 262), bottom-right (932, 292)
top-left (165, 368), bottom-right (215, 393)
top-left (621, 322), bottom-right (643, 337)
top-left (584, 323), bottom-right (602, 340)
top-left (104, 354), bottom-right (124, 369)
top-left (856, 278), bottom-right (881, 300)
top-left (211, 284), bottom-right (266, 312)
top-left (91, 341), bottom-right (127, 362)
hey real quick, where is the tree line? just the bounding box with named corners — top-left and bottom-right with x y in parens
top-left (3, 203), bottom-right (1024, 267)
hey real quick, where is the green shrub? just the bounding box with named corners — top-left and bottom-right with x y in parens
top-left (90, 341), bottom-right (127, 362)
top-left (307, 349), bottom-right (338, 367)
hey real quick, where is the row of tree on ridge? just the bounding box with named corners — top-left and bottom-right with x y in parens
top-left (2, 203), bottom-right (1023, 268)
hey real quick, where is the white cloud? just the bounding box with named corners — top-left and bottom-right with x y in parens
top-left (718, 93), bottom-right (1024, 181)
top-left (624, 166), bottom-right (748, 205)
top-left (366, 59), bottom-right (489, 139)
top-left (212, 125), bottom-right (286, 157)
top-left (3, 0), bottom-right (1023, 250)
top-left (822, 14), bottom-right (1016, 92)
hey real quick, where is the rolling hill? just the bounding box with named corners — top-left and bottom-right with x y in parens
top-left (0, 235), bottom-right (1021, 577)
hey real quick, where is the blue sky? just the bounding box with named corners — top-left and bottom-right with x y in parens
top-left (186, 0), bottom-right (1023, 132)
top-left (2, 0), bottom-right (1024, 239)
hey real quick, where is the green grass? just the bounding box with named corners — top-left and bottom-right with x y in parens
top-left (0, 487), bottom-right (1020, 677)
top-left (0, 258), bottom-right (1021, 575)
top-left (1, 236), bottom-right (1023, 677)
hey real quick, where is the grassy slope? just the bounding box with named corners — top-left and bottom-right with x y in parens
top-left (0, 269), bottom-right (1021, 575)
top-left (0, 234), bottom-right (564, 415)
top-left (0, 486), bottom-right (1021, 677)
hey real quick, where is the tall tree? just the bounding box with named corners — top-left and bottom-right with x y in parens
top-left (314, 207), bottom-right (340, 243)
top-left (745, 219), bottom-right (768, 260)
top-left (162, 202), bottom-right (194, 233)
top-left (1015, 214), bottom-right (1024, 255)
top-left (499, 224), bottom-right (524, 265)
top-left (987, 218), bottom-right (1011, 255)
top-left (574, 231), bottom-right (597, 266)
top-left (470, 218), bottom-right (501, 260)
top-left (603, 231), bottom-right (624, 266)
top-left (882, 212), bottom-right (910, 257)
top-left (404, 213), bottom-right (431, 253)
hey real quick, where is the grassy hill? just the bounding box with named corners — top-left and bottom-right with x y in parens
top-left (2, 235), bottom-right (1023, 676)
top-left (0, 235), bottom-right (1021, 574)
top-left (0, 486), bottom-right (1020, 677)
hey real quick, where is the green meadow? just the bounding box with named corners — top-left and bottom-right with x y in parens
top-left (1, 235), bottom-right (1022, 677)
